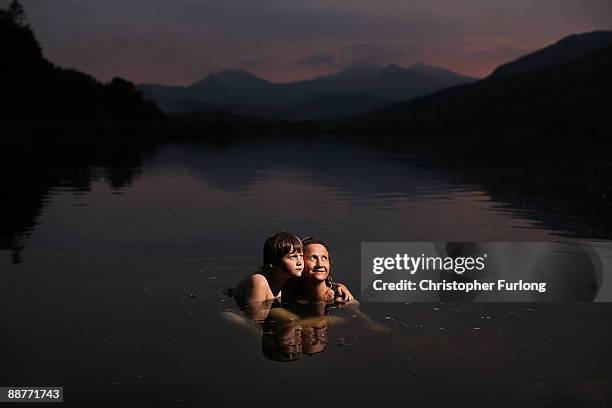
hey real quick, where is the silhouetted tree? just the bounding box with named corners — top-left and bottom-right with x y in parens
top-left (1, 0), bottom-right (162, 120)
top-left (0, 0), bottom-right (42, 75)
top-left (8, 0), bottom-right (26, 26)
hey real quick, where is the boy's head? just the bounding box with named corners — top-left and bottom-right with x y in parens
top-left (261, 231), bottom-right (303, 277)
top-left (261, 319), bottom-right (303, 362)
top-left (301, 237), bottom-right (332, 283)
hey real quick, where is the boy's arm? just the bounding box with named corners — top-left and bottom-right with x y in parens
top-left (242, 299), bottom-right (273, 321)
top-left (234, 274), bottom-right (272, 305)
top-left (234, 274), bottom-right (275, 321)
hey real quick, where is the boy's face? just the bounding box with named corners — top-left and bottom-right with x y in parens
top-left (303, 244), bottom-right (330, 281)
top-left (278, 248), bottom-right (303, 277)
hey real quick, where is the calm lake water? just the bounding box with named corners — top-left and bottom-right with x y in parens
top-left (1, 139), bottom-right (612, 407)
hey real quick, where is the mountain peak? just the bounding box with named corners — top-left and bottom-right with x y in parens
top-left (324, 62), bottom-right (384, 83)
top-left (409, 62), bottom-right (436, 70)
top-left (207, 68), bottom-right (262, 81)
top-left (341, 62), bottom-right (383, 73)
top-left (383, 63), bottom-right (405, 72)
top-left (407, 62), bottom-right (477, 82)
top-left (189, 68), bottom-right (269, 90)
top-left (409, 62), bottom-right (453, 74)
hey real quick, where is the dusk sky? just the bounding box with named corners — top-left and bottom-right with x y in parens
top-left (7, 0), bottom-right (612, 84)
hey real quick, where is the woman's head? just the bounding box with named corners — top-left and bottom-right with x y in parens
top-left (301, 319), bottom-right (329, 355)
top-left (301, 237), bottom-right (332, 284)
top-left (261, 231), bottom-right (303, 278)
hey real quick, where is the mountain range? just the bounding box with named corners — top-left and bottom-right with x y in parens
top-left (4, 0), bottom-right (611, 146)
top-left (138, 63), bottom-right (476, 119)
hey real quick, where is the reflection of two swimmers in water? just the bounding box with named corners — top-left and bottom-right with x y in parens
top-left (224, 231), bottom-right (388, 362)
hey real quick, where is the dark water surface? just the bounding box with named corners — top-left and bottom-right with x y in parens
top-left (1, 139), bottom-right (612, 407)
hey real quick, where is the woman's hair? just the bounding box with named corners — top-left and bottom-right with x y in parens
top-left (260, 231), bottom-right (303, 275)
top-left (301, 236), bottom-right (333, 286)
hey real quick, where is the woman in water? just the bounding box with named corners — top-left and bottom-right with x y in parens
top-left (293, 237), bottom-right (389, 333)
top-left (292, 237), bottom-right (338, 303)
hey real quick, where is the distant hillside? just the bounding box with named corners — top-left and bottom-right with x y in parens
top-left (491, 31), bottom-right (612, 79)
top-left (351, 31), bottom-right (612, 139)
top-left (0, 1), bottom-right (161, 121)
top-left (138, 62), bottom-right (476, 119)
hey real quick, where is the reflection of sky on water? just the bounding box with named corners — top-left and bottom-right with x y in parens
top-left (3, 141), bottom-right (565, 277)
top-left (0, 140), bottom-right (572, 292)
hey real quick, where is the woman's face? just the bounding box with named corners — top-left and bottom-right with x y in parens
top-left (278, 249), bottom-right (303, 277)
top-left (303, 244), bottom-right (330, 282)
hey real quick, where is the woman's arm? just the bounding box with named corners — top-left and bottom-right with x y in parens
top-left (331, 282), bottom-right (354, 302)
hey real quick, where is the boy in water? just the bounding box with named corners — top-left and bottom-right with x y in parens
top-left (233, 231), bottom-right (304, 305)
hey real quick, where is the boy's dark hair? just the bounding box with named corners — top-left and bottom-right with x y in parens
top-left (302, 236), bottom-right (333, 282)
top-left (260, 231), bottom-right (303, 275)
